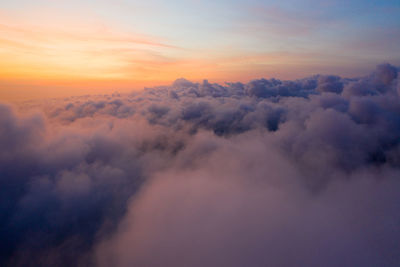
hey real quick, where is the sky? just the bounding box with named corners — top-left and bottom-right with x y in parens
top-left (1, 1), bottom-right (400, 265)
top-left (0, 0), bottom-right (399, 99)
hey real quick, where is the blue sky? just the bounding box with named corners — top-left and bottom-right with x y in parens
top-left (0, 0), bottom-right (399, 99)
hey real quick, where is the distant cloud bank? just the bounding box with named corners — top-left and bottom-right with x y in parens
top-left (1, 64), bottom-right (400, 266)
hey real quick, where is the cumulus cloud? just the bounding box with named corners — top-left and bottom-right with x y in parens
top-left (1, 64), bottom-right (400, 266)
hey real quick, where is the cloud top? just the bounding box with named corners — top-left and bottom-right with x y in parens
top-left (1, 64), bottom-right (400, 266)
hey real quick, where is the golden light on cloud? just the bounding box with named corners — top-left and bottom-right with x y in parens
top-left (0, 20), bottom-right (181, 81)
top-left (0, 17), bottom-right (245, 101)
top-left (0, 16), bottom-right (198, 100)
top-left (0, 17), bottom-right (319, 85)
top-left (0, 9), bottom-right (382, 102)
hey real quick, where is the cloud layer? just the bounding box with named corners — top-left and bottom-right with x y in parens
top-left (1, 64), bottom-right (400, 266)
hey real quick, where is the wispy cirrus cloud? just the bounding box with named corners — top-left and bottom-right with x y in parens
top-left (0, 19), bottom-right (180, 81)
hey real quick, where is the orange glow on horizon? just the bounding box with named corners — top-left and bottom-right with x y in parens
top-left (0, 13), bottom-right (376, 101)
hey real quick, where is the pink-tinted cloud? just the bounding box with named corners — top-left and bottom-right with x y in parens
top-left (0, 64), bottom-right (400, 266)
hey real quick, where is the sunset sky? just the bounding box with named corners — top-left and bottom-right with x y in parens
top-left (2, 1), bottom-right (400, 266)
top-left (1, 0), bottom-right (400, 99)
